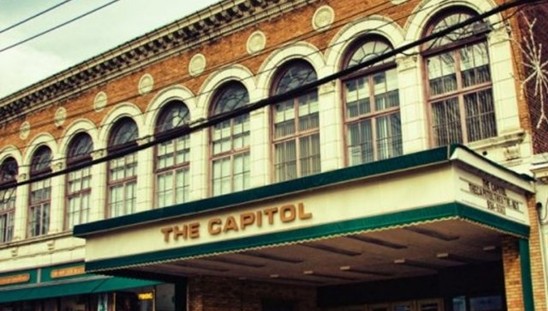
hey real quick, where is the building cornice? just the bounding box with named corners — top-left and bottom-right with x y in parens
top-left (0, 0), bottom-right (317, 123)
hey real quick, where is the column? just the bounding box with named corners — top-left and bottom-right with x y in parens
top-left (89, 150), bottom-right (107, 222)
top-left (249, 107), bottom-right (269, 188)
top-left (189, 128), bottom-right (208, 201)
top-left (502, 235), bottom-right (525, 311)
top-left (136, 137), bottom-right (154, 213)
top-left (318, 80), bottom-right (344, 172)
top-left (47, 160), bottom-right (65, 234)
top-left (396, 54), bottom-right (428, 154)
top-left (12, 172), bottom-right (29, 241)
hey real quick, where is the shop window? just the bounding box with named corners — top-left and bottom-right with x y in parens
top-left (154, 100), bottom-right (191, 207)
top-left (271, 60), bottom-right (320, 182)
top-left (107, 118), bottom-right (138, 218)
top-left (422, 9), bottom-right (496, 146)
top-left (65, 133), bottom-right (93, 229)
top-left (28, 146), bottom-right (52, 237)
top-left (342, 37), bottom-right (402, 165)
top-left (0, 157), bottom-right (17, 243)
top-left (210, 81), bottom-right (250, 195)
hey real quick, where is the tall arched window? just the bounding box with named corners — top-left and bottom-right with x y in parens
top-left (272, 60), bottom-right (319, 182)
top-left (155, 100), bottom-right (190, 207)
top-left (0, 157), bottom-right (17, 243)
top-left (66, 133), bottom-right (93, 229)
top-left (107, 118), bottom-right (138, 218)
top-left (28, 146), bottom-right (52, 237)
top-left (210, 82), bottom-right (250, 195)
top-left (423, 9), bottom-right (495, 146)
top-left (343, 37), bottom-right (402, 165)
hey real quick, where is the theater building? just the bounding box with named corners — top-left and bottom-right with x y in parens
top-left (0, 0), bottom-right (547, 310)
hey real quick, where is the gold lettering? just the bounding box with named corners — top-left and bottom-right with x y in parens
top-left (223, 216), bottom-right (239, 232)
top-left (240, 212), bottom-right (255, 230)
top-left (161, 227), bottom-right (173, 243)
top-left (208, 218), bottom-right (222, 235)
top-left (263, 207), bottom-right (278, 225)
top-left (298, 202), bottom-right (312, 220)
top-left (256, 211), bottom-right (262, 227)
top-left (280, 204), bottom-right (296, 222)
top-left (189, 223), bottom-right (200, 239)
top-left (0, 274), bottom-right (30, 286)
top-left (51, 266), bottom-right (85, 279)
top-left (173, 225), bottom-right (187, 241)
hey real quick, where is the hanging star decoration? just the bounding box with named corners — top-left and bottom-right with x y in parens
top-left (518, 14), bottom-right (548, 129)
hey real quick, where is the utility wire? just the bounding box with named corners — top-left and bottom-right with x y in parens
top-left (0, 0), bottom-right (74, 35)
top-left (0, 0), bottom-right (120, 53)
top-left (0, 0), bottom-right (449, 142)
top-left (0, 0), bottom-right (537, 192)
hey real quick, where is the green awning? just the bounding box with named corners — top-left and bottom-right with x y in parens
top-left (92, 277), bottom-right (159, 293)
top-left (0, 277), bottom-right (160, 304)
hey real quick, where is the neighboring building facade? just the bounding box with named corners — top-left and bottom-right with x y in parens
top-left (0, 0), bottom-right (547, 311)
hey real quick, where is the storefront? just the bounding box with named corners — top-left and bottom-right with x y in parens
top-left (73, 146), bottom-right (538, 311)
top-left (0, 263), bottom-right (172, 311)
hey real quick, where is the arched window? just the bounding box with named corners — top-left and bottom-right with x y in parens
top-left (155, 100), bottom-right (190, 207)
top-left (272, 60), bottom-right (320, 182)
top-left (0, 157), bottom-right (17, 243)
top-left (107, 118), bottom-right (138, 218)
top-left (210, 82), bottom-right (250, 195)
top-left (343, 37), bottom-right (402, 165)
top-left (28, 146), bottom-right (52, 237)
top-left (423, 9), bottom-right (495, 146)
top-left (66, 132), bottom-right (93, 229)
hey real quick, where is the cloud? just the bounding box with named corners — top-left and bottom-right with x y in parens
top-left (0, 44), bottom-right (70, 98)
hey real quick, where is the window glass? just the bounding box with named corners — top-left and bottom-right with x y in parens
top-left (210, 82), bottom-right (250, 195)
top-left (272, 61), bottom-right (320, 182)
top-left (29, 146), bottom-right (52, 237)
top-left (107, 118), bottom-right (138, 218)
top-left (155, 101), bottom-right (191, 207)
top-left (424, 10), bottom-right (496, 146)
top-left (66, 133), bottom-right (93, 229)
top-left (343, 38), bottom-right (402, 165)
top-left (0, 157), bottom-right (17, 243)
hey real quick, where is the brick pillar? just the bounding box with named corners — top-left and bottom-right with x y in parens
top-left (502, 235), bottom-right (524, 311)
top-left (502, 196), bottom-right (548, 311)
top-left (526, 197), bottom-right (547, 311)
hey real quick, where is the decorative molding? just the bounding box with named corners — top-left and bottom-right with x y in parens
top-left (246, 30), bottom-right (266, 55)
top-left (54, 107), bottom-right (67, 128)
top-left (53, 160), bottom-right (65, 172)
top-left (312, 5), bottom-right (335, 31)
top-left (138, 74), bottom-right (154, 95)
top-left (19, 121), bottom-right (30, 140)
top-left (92, 149), bottom-right (106, 160)
top-left (396, 54), bottom-right (418, 71)
top-left (94, 92), bottom-right (108, 112)
top-left (488, 26), bottom-right (510, 45)
top-left (0, 0), bottom-right (319, 125)
top-left (503, 145), bottom-right (521, 161)
top-left (189, 53), bottom-right (207, 77)
top-left (319, 80), bottom-right (336, 94)
top-left (47, 240), bottom-right (55, 252)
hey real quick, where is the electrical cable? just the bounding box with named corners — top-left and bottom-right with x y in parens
top-left (0, 0), bottom-right (536, 192)
top-left (0, 0), bottom-right (74, 35)
top-left (0, 0), bottom-right (120, 53)
top-left (0, 0), bottom-right (459, 143)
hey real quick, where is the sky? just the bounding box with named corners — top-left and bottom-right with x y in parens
top-left (0, 0), bottom-right (220, 98)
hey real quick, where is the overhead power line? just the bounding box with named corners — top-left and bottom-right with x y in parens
top-left (0, 0), bottom-right (74, 35)
top-left (0, 0), bottom-right (539, 192)
top-left (0, 0), bottom-right (120, 54)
